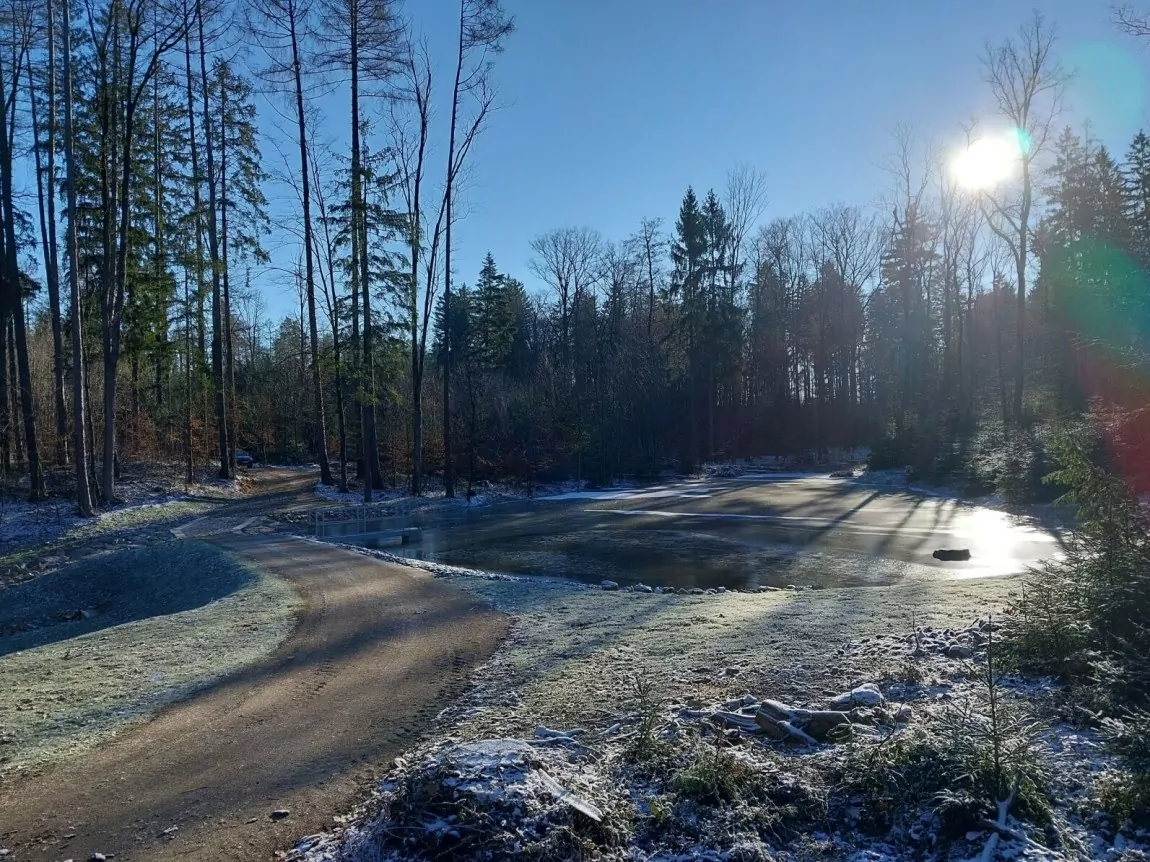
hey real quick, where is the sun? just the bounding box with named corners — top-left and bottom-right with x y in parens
top-left (953, 135), bottom-right (1019, 191)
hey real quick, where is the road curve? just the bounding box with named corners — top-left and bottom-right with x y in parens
top-left (0, 532), bottom-right (507, 861)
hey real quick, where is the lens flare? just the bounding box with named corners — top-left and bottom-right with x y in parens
top-left (953, 134), bottom-right (1020, 191)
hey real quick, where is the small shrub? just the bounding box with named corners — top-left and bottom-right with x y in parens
top-left (837, 726), bottom-right (958, 834)
top-left (630, 674), bottom-right (663, 761)
top-left (1005, 415), bottom-right (1150, 701)
top-left (936, 628), bottom-right (1051, 825)
top-left (673, 740), bottom-right (755, 804)
top-left (1097, 709), bottom-right (1150, 826)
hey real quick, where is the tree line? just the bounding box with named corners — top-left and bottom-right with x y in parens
top-left (0, 6), bottom-right (1146, 511)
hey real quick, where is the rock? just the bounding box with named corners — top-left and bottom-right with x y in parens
top-left (689, 588), bottom-right (705, 595)
top-left (933, 548), bottom-right (972, 561)
top-left (89, 855), bottom-right (107, 862)
top-left (895, 704), bottom-right (913, 723)
top-left (270, 809), bottom-right (291, 820)
top-left (716, 586), bottom-right (727, 593)
top-left (634, 583), bottom-right (653, 593)
top-left (653, 586), bottom-right (664, 594)
top-left (829, 684), bottom-right (885, 709)
top-left (600, 580), bottom-right (619, 591)
top-left (946, 644), bottom-right (974, 659)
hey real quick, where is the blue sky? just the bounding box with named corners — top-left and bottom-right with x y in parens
top-left (259, 0), bottom-right (1150, 319)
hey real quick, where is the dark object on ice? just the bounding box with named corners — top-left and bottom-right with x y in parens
top-left (933, 548), bottom-right (971, 561)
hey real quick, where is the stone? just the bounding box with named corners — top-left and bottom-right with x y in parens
top-left (946, 644), bottom-right (974, 659)
top-left (89, 855), bottom-right (107, 862)
top-left (600, 580), bottom-right (619, 591)
top-left (895, 704), bottom-right (913, 723)
top-left (689, 588), bottom-right (705, 595)
top-left (932, 548), bottom-right (972, 561)
top-left (270, 809), bottom-right (291, 820)
top-left (634, 583), bottom-right (653, 593)
top-left (653, 586), bottom-right (664, 594)
top-left (829, 684), bottom-right (884, 709)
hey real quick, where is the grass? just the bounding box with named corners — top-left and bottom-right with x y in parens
top-left (0, 498), bottom-right (212, 588)
top-left (0, 542), bottom-right (298, 778)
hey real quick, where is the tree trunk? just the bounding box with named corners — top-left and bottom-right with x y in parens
top-left (350, 37), bottom-right (380, 494)
top-left (197, 1), bottom-right (231, 480)
top-left (29, 8), bottom-right (69, 466)
top-left (0, 95), bottom-right (44, 498)
top-left (61, 0), bottom-right (92, 514)
top-left (219, 70), bottom-right (237, 472)
top-left (442, 1), bottom-right (468, 499)
top-left (1014, 159), bottom-right (1031, 427)
top-left (289, 0), bottom-right (332, 485)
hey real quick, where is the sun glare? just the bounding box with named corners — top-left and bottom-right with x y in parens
top-left (953, 134), bottom-right (1019, 191)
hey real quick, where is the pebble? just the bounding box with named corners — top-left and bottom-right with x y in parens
top-left (634, 584), bottom-right (653, 593)
top-left (271, 809), bottom-right (291, 820)
top-left (600, 580), bottom-right (619, 591)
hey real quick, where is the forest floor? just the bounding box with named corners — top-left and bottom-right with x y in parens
top-left (287, 555), bottom-right (1140, 861)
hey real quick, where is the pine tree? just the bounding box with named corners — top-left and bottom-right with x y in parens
top-left (671, 187), bottom-right (706, 467)
top-left (474, 252), bottom-right (516, 368)
top-left (1124, 131), bottom-right (1150, 268)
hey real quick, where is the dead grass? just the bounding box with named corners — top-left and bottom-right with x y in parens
top-left (432, 572), bottom-right (1020, 740)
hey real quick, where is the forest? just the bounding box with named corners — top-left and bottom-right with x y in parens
top-left (0, 0), bottom-right (1146, 514)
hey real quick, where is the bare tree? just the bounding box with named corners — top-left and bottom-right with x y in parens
top-left (723, 164), bottom-right (769, 291)
top-left (628, 217), bottom-right (664, 341)
top-left (979, 12), bottom-right (1067, 425)
top-left (310, 127), bottom-right (349, 492)
top-left (530, 227), bottom-right (603, 376)
top-left (441, 0), bottom-right (513, 498)
top-left (391, 38), bottom-right (443, 497)
top-left (249, 0), bottom-right (333, 484)
top-left (1116, 5), bottom-right (1150, 36)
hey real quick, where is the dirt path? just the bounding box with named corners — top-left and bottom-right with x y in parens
top-left (0, 473), bottom-right (507, 861)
